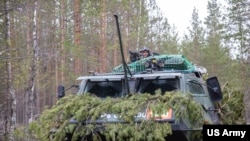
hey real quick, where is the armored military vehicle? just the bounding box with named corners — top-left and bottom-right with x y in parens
top-left (58, 54), bottom-right (222, 140)
top-left (55, 15), bottom-right (223, 141)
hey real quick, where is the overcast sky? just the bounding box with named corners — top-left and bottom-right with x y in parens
top-left (155, 0), bottom-right (208, 35)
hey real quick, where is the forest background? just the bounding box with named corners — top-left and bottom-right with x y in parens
top-left (0, 0), bottom-right (250, 140)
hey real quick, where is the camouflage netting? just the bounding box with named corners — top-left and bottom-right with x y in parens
top-left (23, 91), bottom-right (205, 141)
top-left (112, 55), bottom-right (196, 74)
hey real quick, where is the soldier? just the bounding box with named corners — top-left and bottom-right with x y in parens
top-left (140, 47), bottom-right (151, 58)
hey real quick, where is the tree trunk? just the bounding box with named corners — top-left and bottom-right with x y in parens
top-left (100, 0), bottom-right (107, 73)
top-left (244, 88), bottom-right (250, 124)
top-left (26, 0), bottom-right (38, 124)
top-left (73, 0), bottom-right (81, 76)
top-left (60, 0), bottom-right (65, 84)
top-left (4, 0), bottom-right (16, 140)
top-left (136, 0), bottom-right (142, 50)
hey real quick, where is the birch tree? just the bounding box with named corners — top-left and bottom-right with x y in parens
top-left (3, 0), bottom-right (16, 140)
top-left (26, 0), bottom-right (38, 124)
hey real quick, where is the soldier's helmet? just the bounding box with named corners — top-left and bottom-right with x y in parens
top-left (140, 47), bottom-right (151, 57)
top-left (140, 47), bottom-right (150, 53)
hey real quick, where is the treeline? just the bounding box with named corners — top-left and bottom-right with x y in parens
top-left (0, 0), bottom-right (249, 140)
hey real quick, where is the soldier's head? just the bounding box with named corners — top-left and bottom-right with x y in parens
top-left (140, 47), bottom-right (150, 58)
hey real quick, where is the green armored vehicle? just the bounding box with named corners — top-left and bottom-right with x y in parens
top-left (55, 16), bottom-right (222, 141)
top-left (57, 53), bottom-right (223, 141)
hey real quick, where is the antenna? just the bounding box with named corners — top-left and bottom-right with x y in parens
top-left (114, 15), bottom-right (131, 95)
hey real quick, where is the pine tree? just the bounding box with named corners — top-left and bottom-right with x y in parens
top-left (181, 7), bottom-right (205, 65)
top-left (203, 0), bottom-right (231, 83)
top-left (225, 0), bottom-right (250, 124)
